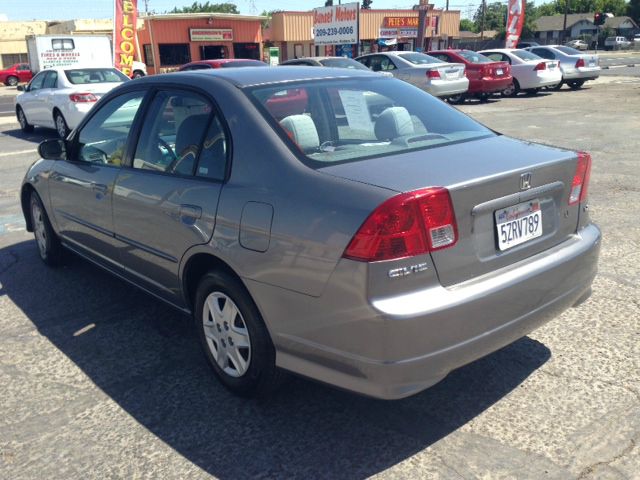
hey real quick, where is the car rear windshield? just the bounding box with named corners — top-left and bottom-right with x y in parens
top-left (64, 68), bottom-right (129, 84)
top-left (395, 52), bottom-right (444, 65)
top-left (458, 50), bottom-right (492, 63)
top-left (554, 46), bottom-right (581, 55)
top-left (221, 61), bottom-right (267, 68)
top-left (513, 50), bottom-right (542, 61)
top-left (319, 58), bottom-right (370, 70)
top-left (247, 77), bottom-right (494, 167)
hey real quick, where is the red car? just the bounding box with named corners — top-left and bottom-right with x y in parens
top-left (178, 59), bottom-right (267, 71)
top-left (0, 63), bottom-right (33, 86)
top-left (428, 50), bottom-right (512, 103)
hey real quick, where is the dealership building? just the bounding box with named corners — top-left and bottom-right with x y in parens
top-left (136, 13), bottom-right (265, 74)
top-left (266, 7), bottom-right (461, 62)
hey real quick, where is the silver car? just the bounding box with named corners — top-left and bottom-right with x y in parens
top-left (526, 45), bottom-right (600, 89)
top-left (355, 51), bottom-right (469, 98)
top-left (22, 67), bottom-right (600, 399)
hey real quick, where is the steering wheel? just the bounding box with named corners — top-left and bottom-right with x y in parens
top-left (157, 137), bottom-right (177, 163)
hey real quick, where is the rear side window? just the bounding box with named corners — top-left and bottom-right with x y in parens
top-left (43, 71), bottom-right (58, 88)
top-left (458, 50), bottom-right (492, 63)
top-left (65, 68), bottom-right (129, 84)
top-left (532, 48), bottom-right (555, 59)
top-left (396, 52), bottom-right (444, 65)
top-left (249, 77), bottom-right (493, 166)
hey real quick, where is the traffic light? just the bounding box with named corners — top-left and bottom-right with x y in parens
top-left (594, 12), bottom-right (605, 26)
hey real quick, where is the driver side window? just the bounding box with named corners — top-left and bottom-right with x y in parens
top-left (28, 72), bottom-right (46, 91)
top-left (76, 91), bottom-right (145, 165)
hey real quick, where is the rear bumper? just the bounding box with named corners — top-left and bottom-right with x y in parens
top-left (257, 223), bottom-right (601, 399)
top-left (469, 77), bottom-right (513, 94)
top-left (562, 67), bottom-right (600, 81)
top-left (425, 77), bottom-right (469, 97)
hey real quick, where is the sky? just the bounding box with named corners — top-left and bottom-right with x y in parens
top-left (0, 0), bottom-right (505, 22)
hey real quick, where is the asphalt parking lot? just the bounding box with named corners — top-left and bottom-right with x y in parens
top-left (1, 74), bottom-right (638, 479)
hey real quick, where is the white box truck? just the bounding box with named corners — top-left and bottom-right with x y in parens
top-left (26, 34), bottom-right (147, 77)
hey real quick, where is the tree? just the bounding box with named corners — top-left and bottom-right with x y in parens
top-left (325, 0), bottom-right (333, 5)
top-left (362, 0), bottom-right (373, 9)
top-left (460, 18), bottom-right (476, 32)
top-left (260, 9), bottom-right (283, 28)
top-left (473, 2), bottom-right (508, 32)
top-left (629, 0), bottom-right (640, 23)
top-left (170, 2), bottom-right (239, 14)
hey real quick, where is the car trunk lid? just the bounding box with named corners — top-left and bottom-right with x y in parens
top-left (321, 135), bottom-right (584, 286)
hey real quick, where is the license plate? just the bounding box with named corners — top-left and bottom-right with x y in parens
top-left (549, 63), bottom-right (555, 69)
top-left (589, 61), bottom-right (596, 67)
top-left (495, 200), bottom-right (542, 251)
top-left (496, 68), bottom-right (503, 75)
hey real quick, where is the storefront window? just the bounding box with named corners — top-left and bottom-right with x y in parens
top-left (143, 44), bottom-right (155, 67)
top-left (158, 44), bottom-right (191, 66)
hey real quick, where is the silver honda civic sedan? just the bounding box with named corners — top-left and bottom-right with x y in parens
top-left (21, 67), bottom-right (600, 399)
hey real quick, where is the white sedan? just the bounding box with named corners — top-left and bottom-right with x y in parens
top-left (479, 48), bottom-right (562, 96)
top-left (15, 67), bottom-right (129, 138)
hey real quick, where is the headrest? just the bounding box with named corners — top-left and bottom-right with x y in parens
top-left (374, 107), bottom-right (414, 141)
top-left (279, 115), bottom-right (320, 153)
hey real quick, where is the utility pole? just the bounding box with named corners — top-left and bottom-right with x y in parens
top-left (480, 0), bottom-right (486, 40)
top-left (562, 0), bottom-right (570, 44)
top-left (446, 0), bottom-right (449, 10)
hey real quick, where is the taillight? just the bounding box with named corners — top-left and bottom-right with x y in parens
top-left (343, 187), bottom-right (458, 262)
top-left (575, 58), bottom-right (585, 68)
top-left (69, 93), bottom-right (97, 103)
top-left (534, 62), bottom-right (546, 71)
top-left (569, 152), bottom-right (592, 205)
top-left (427, 69), bottom-right (441, 79)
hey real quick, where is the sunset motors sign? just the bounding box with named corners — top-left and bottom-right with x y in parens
top-left (312, 2), bottom-right (358, 46)
top-left (113, 0), bottom-right (138, 76)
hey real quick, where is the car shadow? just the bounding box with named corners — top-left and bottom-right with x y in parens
top-left (1, 126), bottom-right (58, 144)
top-left (0, 239), bottom-right (551, 478)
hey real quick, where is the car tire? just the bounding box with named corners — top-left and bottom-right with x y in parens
top-left (54, 111), bottom-right (69, 139)
top-left (16, 107), bottom-right (34, 133)
top-left (194, 271), bottom-right (284, 398)
top-left (502, 79), bottom-right (520, 97)
top-left (567, 80), bottom-right (585, 90)
top-left (478, 93), bottom-right (490, 103)
top-left (550, 82), bottom-right (563, 91)
top-left (30, 191), bottom-right (63, 266)
top-left (6, 75), bottom-right (19, 87)
top-left (448, 94), bottom-right (465, 105)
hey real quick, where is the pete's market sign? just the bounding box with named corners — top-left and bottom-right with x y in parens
top-left (190, 29), bottom-right (234, 41)
top-left (312, 2), bottom-right (358, 46)
top-left (113, 0), bottom-right (138, 76)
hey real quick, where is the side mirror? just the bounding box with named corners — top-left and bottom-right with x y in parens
top-left (16, 85), bottom-right (24, 92)
top-left (38, 139), bottom-right (67, 161)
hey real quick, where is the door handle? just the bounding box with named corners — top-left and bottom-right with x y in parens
top-left (91, 182), bottom-right (108, 195)
top-left (179, 204), bottom-right (202, 225)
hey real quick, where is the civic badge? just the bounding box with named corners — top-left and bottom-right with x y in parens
top-left (520, 172), bottom-right (532, 191)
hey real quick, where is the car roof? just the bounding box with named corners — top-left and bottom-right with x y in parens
top-left (165, 65), bottom-right (378, 87)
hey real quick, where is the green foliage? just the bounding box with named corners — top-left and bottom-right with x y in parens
top-left (530, 0), bottom-right (627, 16)
top-left (325, 0), bottom-right (333, 6)
top-left (170, 2), bottom-right (239, 14)
top-left (362, 0), bottom-right (373, 8)
top-left (460, 18), bottom-right (477, 32)
top-left (473, 2), bottom-right (508, 31)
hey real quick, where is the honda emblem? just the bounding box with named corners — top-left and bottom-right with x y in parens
top-left (520, 172), bottom-right (532, 190)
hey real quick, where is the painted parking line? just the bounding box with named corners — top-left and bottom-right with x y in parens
top-left (0, 214), bottom-right (26, 235)
top-left (0, 148), bottom-right (37, 157)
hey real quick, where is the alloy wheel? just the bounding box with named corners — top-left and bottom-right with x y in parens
top-left (55, 114), bottom-right (67, 138)
top-left (31, 201), bottom-right (47, 258)
top-left (202, 292), bottom-right (252, 377)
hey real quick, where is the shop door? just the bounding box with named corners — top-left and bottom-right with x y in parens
top-left (233, 43), bottom-right (260, 60)
top-left (200, 45), bottom-right (227, 60)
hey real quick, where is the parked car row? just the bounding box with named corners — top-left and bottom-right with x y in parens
top-left (0, 61), bottom-right (146, 86)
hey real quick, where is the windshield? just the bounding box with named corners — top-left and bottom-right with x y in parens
top-left (513, 50), bottom-right (542, 61)
top-left (555, 46), bottom-right (582, 55)
top-left (319, 58), bottom-right (370, 70)
top-left (64, 68), bottom-right (129, 84)
top-left (221, 60), bottom-right (267, 68)
top-left (248, 77), bottom-right (493, 167)
top-left (396, 52), bottom-right (444, 65)
top-left (458, 50), bottom-right (493, 63)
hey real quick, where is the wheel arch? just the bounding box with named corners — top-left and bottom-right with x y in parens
top-left (20, 183), bottom-right (36, 232)
top-left (181, 251), bottom-right (247, 313)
